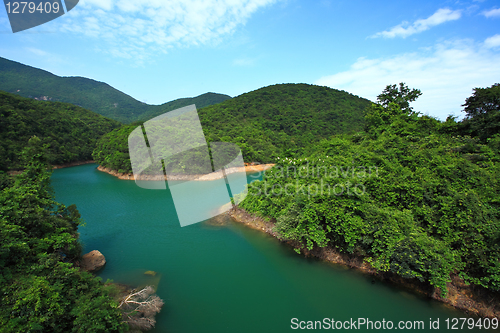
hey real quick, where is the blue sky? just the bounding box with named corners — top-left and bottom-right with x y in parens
top-left (1, 0), bottom-right (499, 119)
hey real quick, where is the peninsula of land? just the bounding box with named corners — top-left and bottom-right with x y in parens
top-left (96, 164), bottom-right (275, 181)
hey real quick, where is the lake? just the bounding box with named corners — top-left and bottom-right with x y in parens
top-left (51, 164), bottom-right (483, 332)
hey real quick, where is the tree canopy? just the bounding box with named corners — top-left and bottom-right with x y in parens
top-left (240, 84), bottom-right (500, 296)
top-left (456, 83), bottom-right (500, 142)
top-left (93, 83), bottom-right (372, 173)
top-left (462, 83), bottom-right (500, 118)
top-left (377, 82), bottom-right (422, 114)
top-left (0, 56), bottom-right (230, 123)
top-left (0, 91), bottom-right (121, 171)
top-left (0, 138), bottom-right (127, 332)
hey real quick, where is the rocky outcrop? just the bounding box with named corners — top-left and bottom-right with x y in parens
top-left (228, 207), bottom-right (279, 236)
top-left (80, 250), bottom-right (106, 272)
top-left (97, 165), bottom-right (135, 180)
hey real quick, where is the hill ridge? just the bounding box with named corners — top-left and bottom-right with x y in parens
top-left (93, 83), bottom-right (372, 172)
top-left (0, 56), bottom-right (231, 123)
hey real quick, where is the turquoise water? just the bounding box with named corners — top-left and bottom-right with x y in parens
top-left (51, 164), bottom-right (486, 333)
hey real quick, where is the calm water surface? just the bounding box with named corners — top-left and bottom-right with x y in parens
top-left (51, 164), bottom-right (483, 333)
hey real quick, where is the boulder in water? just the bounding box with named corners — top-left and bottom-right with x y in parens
top-left (81, 250), bottom-right (106, 271)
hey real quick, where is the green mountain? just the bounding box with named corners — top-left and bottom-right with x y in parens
top-left (136, 93), bottom-right (233, 122)
top-left (0, 57), bottom-right (231, 123)
top-left (240, 86), bottom-right (500, 297)
top-left (93, 83), bottom-right (372, 173)
top-left (0, 91), bottom-right (121, 171)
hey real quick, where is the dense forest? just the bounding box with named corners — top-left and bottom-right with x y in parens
top-left (93, 84), bottom-right (372, 173)
top-left (239, 83), bottom-right (500, 296)
top-left (2, 77), bottom-right (498, 329)
top-left (0, 138), bottom-right (127, 332)
top-left (0, 91), bottom-right (121, 171)
top-left (0, 138), bottom-right (164, 332)
top-left (0, 57), bottom-right (231, 123)
top-left (136, 92), bottom-right (232, 122)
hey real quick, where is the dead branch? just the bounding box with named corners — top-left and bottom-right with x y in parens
top-left (119, 285), bottom-right (164, 331)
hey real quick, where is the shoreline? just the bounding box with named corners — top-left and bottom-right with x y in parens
top-left (227, 206), bottom-right (500, 320)
top-left (51, 160), bottom-right (96, 169)
top-left (96, 164), bottom-right (275, 181)
top-left (7, 160), bottom-right (96, 175)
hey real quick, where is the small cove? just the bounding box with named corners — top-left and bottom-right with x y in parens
top-left (51, 163), bottom-right (483, 333)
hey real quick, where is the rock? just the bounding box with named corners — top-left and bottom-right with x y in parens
top-left (81, 250), bottom-right (106, 271)
top-left (144, 270), bottom-right (157, 276)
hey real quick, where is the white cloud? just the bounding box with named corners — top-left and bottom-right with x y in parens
top-left (485, 34), bottom-right (500, 48)
top-left (315, 38), bottom-right (500, 120)
top-left (483, 8), bottom-right (500, 18)
top-left (26, 47), bottom-right (50, 57)
top-left (60, 0), bottom-right (278, 61)
top-left (371, 8), bottom-right (462, 39)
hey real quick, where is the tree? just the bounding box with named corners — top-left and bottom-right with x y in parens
top-left (0, 91), bottom-right (120, 171)
top-left (459, 83), bottom-right (500, 141)
top-left (119, 286), bottom-right (164, 331)
top-left (462, 83), bottom-right (500, 119)
top-left (240, 90), bottom-right (500, 295)
top-left (364, 102), bottom-right (405, 130)
top-left (377, 82), bottom-right (422, 114)
top-left (0, 137), bottom-right (127, 332)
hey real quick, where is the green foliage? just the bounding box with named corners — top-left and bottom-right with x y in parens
top-left (93, 83), bottom-right (372, 172)
top-left (0, 91), bottom-right (121, 171)
top-left (376, 82), bottom-right (422, 114)
top-left (93, 125), bottom-right (137, 173)
top-left (364, 102), bottom-right (407, 131)
top-left (0, 56), bottom-right (230, 123)
top-left (137, 92), bottom-right (232, 122)
top-left (240, 88), bottom-right (500, 296)
top-left (457, 83), bottom-right (500, 142)
top-left (0, 171), bottom-right (13, 191)
top-left (0, 138), bottom-right (127, 332)
top-left (274, 198), bottom-right (329, 251)
top-left (462, 83), bottom-right (500, 118)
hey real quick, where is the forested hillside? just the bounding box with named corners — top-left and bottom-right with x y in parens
top-left (240, 83), bottom-right (500, 298)
top-left (0, 91), bottom-right (121, 171)
top-left (0, 138), bottom-right (127, 332)
top-left (137, 92), bottom-right (232, 122)
top-left (93, 83), bottom-right (371, 173)
top-left (0, 57), bottom-right (231, 123)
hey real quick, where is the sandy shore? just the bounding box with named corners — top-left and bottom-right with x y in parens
top-left (227, 206), bottom-right (500, 320)
top-left (96, 164), bottom-right (275, 181)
